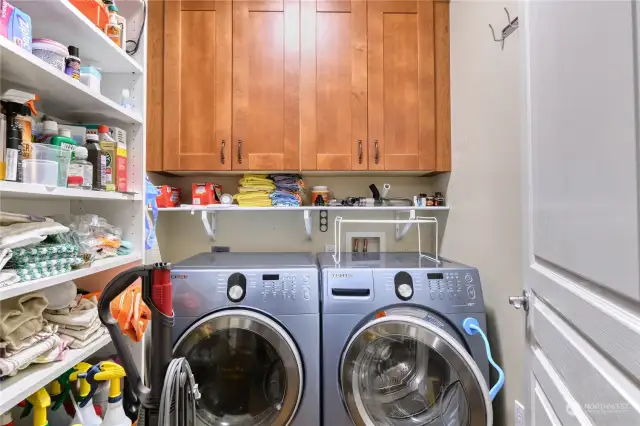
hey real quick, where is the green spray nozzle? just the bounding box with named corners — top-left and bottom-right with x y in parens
top-left (50, 369), bottom-right (74, 411)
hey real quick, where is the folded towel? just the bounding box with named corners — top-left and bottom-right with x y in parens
top-left (14, 263), bottom-right (75, 282)
top-left (0, 334), bottom-right (61, 377)
top-left (0, 222), bottom-right (69, 249)
top-left (270, 190), bottom-right (302, 207)
top-left (59, 326), bottom-right (107, 349)
top-left (10, 243), bottom-right (80, 265)
top-left (0, 293), bottom-right (48, 345)
top-left (0, 323), bottom-right (57, 355)
top-left (44, 297), bottom-right (98, 329)
top-left (0, 248), bottom-right (12, 270)
top-left (0, 212), bottom-right (52, 226)
top-left (57, 316), bottom-right (102, 341)
top-left (0, 270), bottom-right (19, 287)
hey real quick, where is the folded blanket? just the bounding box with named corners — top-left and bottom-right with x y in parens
top-left (0, 292), bottom-right (48, 345)
top-left (0, 221), bottom-right (69, 249)
top-left (0, 212), bottom-right (52, 226)
top-left (0, 270), bottom-right (19, 287)
top-left (57, 316), bottom-right (102, 341)
top-left (270, 191), bottom-right (302, 207)
top-left (59, 326), bottom-right (107, 349)
top-left (44, 297), bottom-right (98, 329)
top-left (238, 175), bottom-right (275, 192)
top-left (271, 174), bottom-right (305, 192)
top-left (233, 191), bottom-right (273, 207)
top-left (0, 248), bottom-right (12, 270)
top-left (0, 323), bottom-right (57, 355)
top-left (10, 243), bottom-right (80, 265)
top-left (0, 334), bottom-right (61, 377)
top-left (14, 263), bottom-right (75, 282)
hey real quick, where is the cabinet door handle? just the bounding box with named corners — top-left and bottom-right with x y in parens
top-left (237, 140), bottom-right (243, 164)
top-left (220, 140), bottom-right (226, 164)
top-left (374, 140), bottom-right (380, 164)
top-left (358, 140), bottom-right (363, 164)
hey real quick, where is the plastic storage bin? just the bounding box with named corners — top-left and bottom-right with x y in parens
top-left (23, 159), bottom-right (58, 185)
top-left (80, 66), bottom-right (102, 93)
top-left (32, 144), bottom-right (72, 187)
top-left (32, 38), bottom-right (67, 72)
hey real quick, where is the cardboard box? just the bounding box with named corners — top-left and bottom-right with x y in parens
top-left (156, 185), bottom-right (181, 208)
top-left (0, 0), bottom-right (31, 52)
top-left (192, 183), bottom-right (222, 206)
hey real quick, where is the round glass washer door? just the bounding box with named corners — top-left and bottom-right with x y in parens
top-left (340, 315), bottom-right (491, 426)
top-left (174, 309), bottom-right (304, 426)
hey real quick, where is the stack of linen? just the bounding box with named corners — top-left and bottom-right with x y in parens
top-left (44, 292), bottom-right (107, 349)
top-left (270, 174), bottom-right (305, 207)
top-left (0, 292), bottom-right (66, 378)
top-left (233, 175), bottom-right (275, 207)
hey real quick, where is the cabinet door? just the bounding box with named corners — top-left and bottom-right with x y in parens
top-left (300, 0), bottom-right (368, 171)
top-left (163, 0), bottom-right (232, 171)
top-left (368, 0), bottom-right (449, 171)
top-left (232, 0), bottom-right (300, 170)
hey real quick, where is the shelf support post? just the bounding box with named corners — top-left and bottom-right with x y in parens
top-left (201, 211), bottom-right (217, 240)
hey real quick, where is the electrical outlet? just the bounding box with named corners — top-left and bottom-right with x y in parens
top-left (325, 244), bottom-right (336, 253)
top-left (515, 400), bottom-right (525, 426)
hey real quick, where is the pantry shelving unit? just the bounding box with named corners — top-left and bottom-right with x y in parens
top-left (0, 0), bottom-right (147, 414)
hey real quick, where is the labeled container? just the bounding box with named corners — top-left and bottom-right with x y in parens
top-left (156, 185), bottom-right (181, 208)
top-left (69, 0), bottom-right (109, 30)
top-left (23, 159), bottom-right (57, 185)
top-left (65, 45), bottom-right (81, 80)
top-left (0, 0), bottom-right (32, 52)
top-left (68, 146), bottom-right (92, 189)
top-left (32, 143), bottom-right (71, 187)
top-left (58, 124), bottom-right (86, 146)
top-left (98, 125), bottom-right (116, 191)
top-left (80, 66), bottom-right (102, 93)
top-left (192, 182), bottom-right (222, 205)
top-left (32, 38), bottom-right (67, 72)
top-left (86, 133), bottom-right (105, 190)
top-left (311, 186), bottom-right (330, 205)
top-left (105, 4), bottom-right (122, 46)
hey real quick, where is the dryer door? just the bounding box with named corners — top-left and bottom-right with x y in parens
top-left (340, 315), bottom-right (491, 426)
top-left (174, 309), bottom-right (304, 426)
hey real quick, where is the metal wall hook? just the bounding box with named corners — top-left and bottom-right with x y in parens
top-left (489, 7), bottom-right (519, 50)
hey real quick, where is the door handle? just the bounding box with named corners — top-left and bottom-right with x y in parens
top-left (374, 140), bottom-right (380, 164)
top-left (358, 140), bottom-right (363, 164)
top-left (508, 290), bottom-right (529, 311)
top-left (237, 140), bottom-right (243, 164)
top-left (220, 140), bottom-right (226, 164)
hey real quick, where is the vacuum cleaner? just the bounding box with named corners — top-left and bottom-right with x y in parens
top-left (97, 262), bottom-right (199, 426)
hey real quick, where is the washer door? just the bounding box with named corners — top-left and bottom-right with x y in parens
top-left (174, 309), bottom-right (304, 426)
top-left (340, 315), bottom-right (491, 426)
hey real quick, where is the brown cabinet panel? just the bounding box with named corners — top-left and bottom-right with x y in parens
top-left (301, 0), bottom-right (367, 171)
top-left (368, 0), bottom-right (438, 171)
top-left (146, 0), bottom-right (164, 172)
top-left (163, 0), bottom-right (232, 171)
top-left (232, 0), bottom-right (300, 170)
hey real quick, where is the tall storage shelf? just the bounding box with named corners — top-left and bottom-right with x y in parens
top-left (0, 0), bottom-right (147, 414)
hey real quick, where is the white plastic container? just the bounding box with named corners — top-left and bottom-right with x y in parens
top-left (80, 66), bottom-right (102, 93)
top-left (31, 38), bottom-right (67, 72)
top-left (58, 124), bottom-right (87, 146)
top-left (23, 159), bottom-right (58, 185)
top-left (32, 143), bottom-right (71, 187)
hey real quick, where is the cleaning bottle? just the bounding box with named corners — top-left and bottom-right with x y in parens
top-left (69, 362), bottom-right (102, 426)
top-left (1, 412), bottom-right (15, 426)
top-left (21, 388), bottom-right (50, 426)
top-left (86, 361), bottom-right (130, 426)
top-left (105, 5), bottom-right (122, 46)
top-left (48, 370), bottom-right (74, 425)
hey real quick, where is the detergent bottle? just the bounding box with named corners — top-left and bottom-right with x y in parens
top-left (21, 388), bottom-right (50, 426)
top-left (69, 362), bottom-right (102, 426)
top-left (86, 362), bottom-right (130, 426)
top-left (48, 370), bottom-right (74, 425)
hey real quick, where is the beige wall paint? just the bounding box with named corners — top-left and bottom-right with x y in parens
top-left (440, 1), bottom-right (524, 425)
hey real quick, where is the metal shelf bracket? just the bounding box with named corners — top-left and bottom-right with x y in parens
top-left (303, 210), bottom-right (312, 240)
top-left (395, 210), bottom-right (416, 240)
top-left (201, 210), bottom-right (217, 240)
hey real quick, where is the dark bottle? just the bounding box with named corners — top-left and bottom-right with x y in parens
top-left (85, 133), bottom-right (106, 190)
top-left (5, 120), bottom-right (22, 182)
top-left (65, 46), bottom-right (81, 80)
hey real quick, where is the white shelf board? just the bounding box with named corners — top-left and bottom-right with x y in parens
top-left (0, 181), bottom-right (141, 201)
top-left (155, 205), bottom-right (450, 212)
top-left (0, 37), bottom-right (143, 126)
top-left (11, 0), bottom-right (143, 73)
top-left (0, 254), bottom-right (141, 301)
top-left (0, 333), bottom-right (111, 415)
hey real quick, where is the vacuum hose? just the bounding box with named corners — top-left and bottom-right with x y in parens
top-left (158, 358), bottom-right (200, 425)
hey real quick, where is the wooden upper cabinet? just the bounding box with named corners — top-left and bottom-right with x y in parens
top-left (367, 0), bottom-right (450, 171)
top-left (163, 0), bottom-right (232, 171)
top-left (300, 0), bottom-right (368, 171)
top-left (232, 0), bottom-right (300, 170)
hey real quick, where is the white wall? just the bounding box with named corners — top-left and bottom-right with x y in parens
top-left (440, 1), bottom-right (524, 424)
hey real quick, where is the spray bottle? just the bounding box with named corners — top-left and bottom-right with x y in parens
top-left (0, 90), bottom-right (35, 182)
top-left (85, 361), bottom-right (130, 426)
top-left (21, 388), bottom-right (50, 426)
top-left (69, 362), bottom-right (102, 426)
top-left (1, 412), bottom-right (15, 426)
top-left (48, 369), bottom-right (74, 425)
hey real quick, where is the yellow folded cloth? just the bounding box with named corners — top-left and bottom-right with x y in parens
top-left (238, 185), bottom-right (275, 192)
top-left (233, 191), bottom-right (273, 207)
top-left (239, 175), bottom-right (275, 189)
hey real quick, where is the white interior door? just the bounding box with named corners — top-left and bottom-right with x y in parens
top-left (522, 1), bottom-right (640, 425)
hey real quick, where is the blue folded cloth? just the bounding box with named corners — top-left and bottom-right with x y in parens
top-left (270, 191), bottom-right (301, 207)
top-left (271, 174), bottom-right (304, 192)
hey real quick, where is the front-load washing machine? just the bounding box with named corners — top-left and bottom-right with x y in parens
top-left (171, 252), bottom-right (320, 426)
top-left (320, 252), bottom-right (501, 426)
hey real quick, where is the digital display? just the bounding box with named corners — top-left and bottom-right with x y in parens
top-left (263, 274), bottom-right (280, 281)
top-left (427, 273), bottom-right (444, 279)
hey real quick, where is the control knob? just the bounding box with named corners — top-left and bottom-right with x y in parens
top-left (228, 285), bottom-right (244, 302)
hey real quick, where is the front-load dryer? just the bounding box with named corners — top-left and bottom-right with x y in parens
top-left (171, 252), bottom-right (320, 426)
top-left (320, 252), bottom-right (500, 426)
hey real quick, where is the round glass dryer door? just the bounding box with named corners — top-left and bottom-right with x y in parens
top-left (174, 309), bottom-right (304, 426)
top-left (340, 315), bottom-right (491, 426)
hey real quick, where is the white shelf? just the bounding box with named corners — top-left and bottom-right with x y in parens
top-left (0, 254), bottom-right (141, 301)
top-left (0, 37), bottom-right (143, 126)
top-left (0, 333), bottom-right (111, 415)
top-left (156, 205), bottom-right (450, 212)
top-left (0, 181), bottom-right (141, 201)
top-left (11, 0), bottom-right (143, 74)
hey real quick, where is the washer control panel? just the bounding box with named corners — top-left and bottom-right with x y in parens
top-left (261, 272), bottom-right (313, 302)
